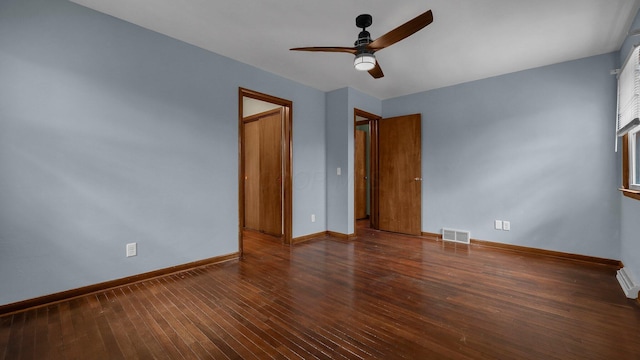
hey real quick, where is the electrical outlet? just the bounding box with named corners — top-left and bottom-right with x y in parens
top-left (503, 221), bottom-right (511, 231)
top-left (311, 214), bottom-right (316, 223)
top-left (337, 167), bottom-right (341, 176)
top-left (494, 220), bottom-right (502, 230)
top-left (126, 243), bottom-right (137, 257)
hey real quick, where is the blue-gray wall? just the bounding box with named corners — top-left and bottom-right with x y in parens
top-left (383, 53), bottom-right (620, 259)
top-left (0, 0), bottom-right (326, 305)
top-left (325, 87), bottom-right (381, 235)
top-left (326, 88), bottom-right (350, 234)
top-left (619, 9), bottom-right (640, 291)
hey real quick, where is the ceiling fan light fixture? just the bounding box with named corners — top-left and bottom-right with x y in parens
top-left (354, 53), bottom-right (376, 71)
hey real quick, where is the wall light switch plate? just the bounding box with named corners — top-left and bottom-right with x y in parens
top-left (126, 243), bottom-right (137, 257)
top-left (494, 220), bottom-right (503, 230)
top-left (503, 221), bottom-right (511, 231)
top-left (337, 167), bottom-right (341, 176)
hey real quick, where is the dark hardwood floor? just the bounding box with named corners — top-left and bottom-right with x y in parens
top-left (1, 226), bottom-right (639, 359)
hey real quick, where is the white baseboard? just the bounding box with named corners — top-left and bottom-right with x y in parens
top-left (617, 267), bottom-right (640, 299)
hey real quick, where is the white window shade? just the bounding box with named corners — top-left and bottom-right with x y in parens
top-left (618, 46), bottom-right (640, 136)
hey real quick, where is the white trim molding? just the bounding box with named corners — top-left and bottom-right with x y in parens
top-left (617, 267), bottom-right (640, 299)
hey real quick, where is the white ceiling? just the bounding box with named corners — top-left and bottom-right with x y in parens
top-left (70, 0), bottom-right (640, 100)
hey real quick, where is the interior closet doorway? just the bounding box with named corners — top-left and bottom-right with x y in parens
top-left (239, 88), bottom-right (293, 255)
top-left (354, 109), bottom-right (380, 230)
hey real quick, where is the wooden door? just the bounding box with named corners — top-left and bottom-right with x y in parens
top-left (355, 129), bottom-right (367, 219)
top-left (242, 108), bottom-right (283, 237)
top-left (244, 120), bottom-right (260, 230)
top-left (259, 111), bottom-right (283, 236)
top-left (378, 114), bottom-right (422, 235)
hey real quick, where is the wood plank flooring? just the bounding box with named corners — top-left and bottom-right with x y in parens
top-left (1, 226), bottom-right (639, 359)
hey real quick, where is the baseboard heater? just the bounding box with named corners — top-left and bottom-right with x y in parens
top-left (442, 228), bottom-right (470, 244)
top-left (617, 268), bottom-right (640, 299)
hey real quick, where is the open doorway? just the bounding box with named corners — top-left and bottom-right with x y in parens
top-left (354, 109), bottom-right (380, 231)
top-left (239, 88), bottom-right (293, 255)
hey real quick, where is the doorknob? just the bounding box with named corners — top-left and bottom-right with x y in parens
top-left (414, 177), bottom-right (422, 181)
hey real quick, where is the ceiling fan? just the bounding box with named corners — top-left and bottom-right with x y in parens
top-left (290, 10), bottom-right (433, 79)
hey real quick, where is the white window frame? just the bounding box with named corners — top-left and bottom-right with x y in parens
top-left (629, 126), bottom-right (640, 191)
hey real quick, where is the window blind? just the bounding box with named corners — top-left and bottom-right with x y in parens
top-left (617, 45), bottom-right (640, 136)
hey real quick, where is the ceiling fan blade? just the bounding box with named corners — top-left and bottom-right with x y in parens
top-left (368, 61), bottom-right (384, 79)
top-left (367, 10), bottom-right (433, 51)
top-left (290, 46), bottom-right (358, 54)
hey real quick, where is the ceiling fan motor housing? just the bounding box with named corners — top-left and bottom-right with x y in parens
top-left (355, 30), bottom-right (372, 48)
